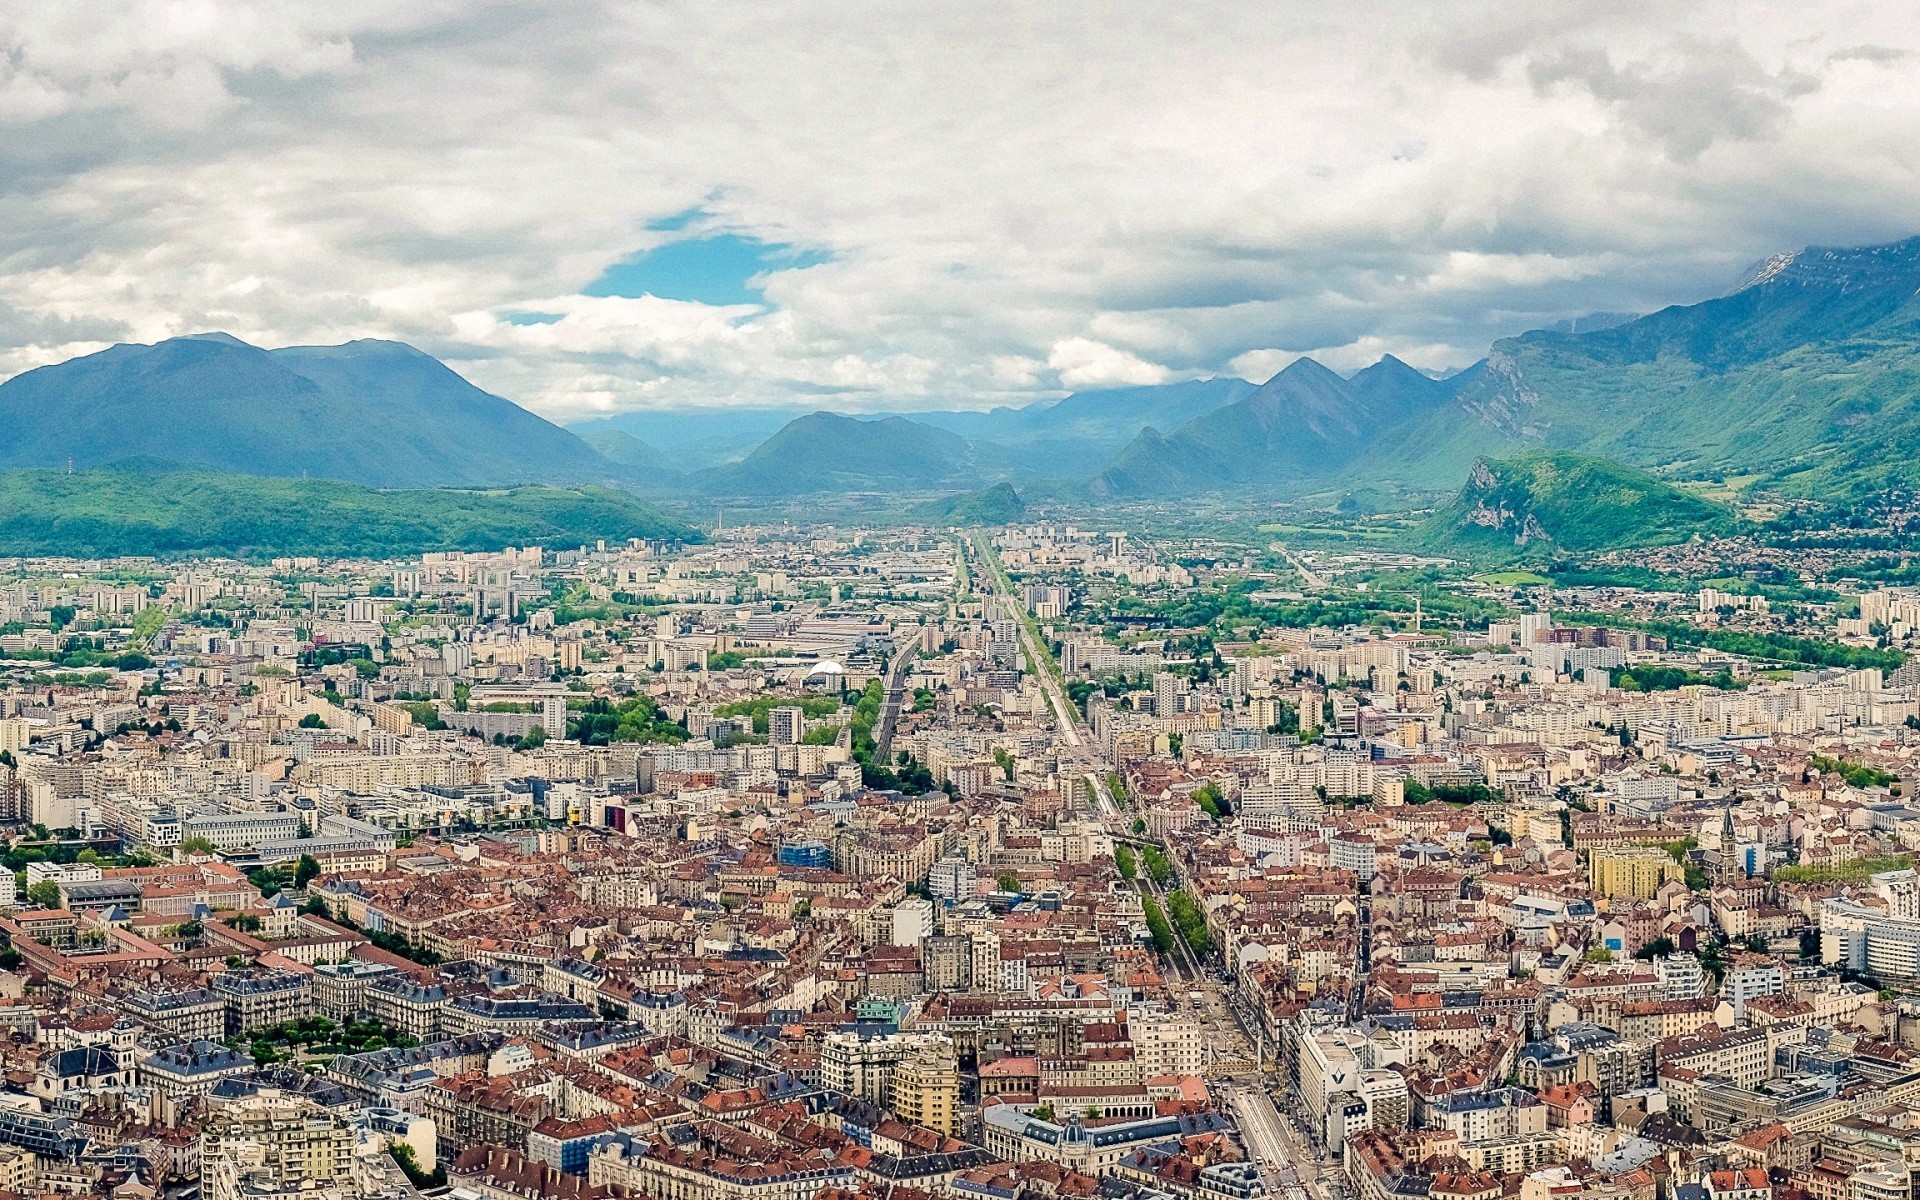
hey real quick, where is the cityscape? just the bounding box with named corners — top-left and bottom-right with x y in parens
top-left (7, 4), bottom-right (1920, 1200)
top-left (0, 519), bottom-right (1908, 1200)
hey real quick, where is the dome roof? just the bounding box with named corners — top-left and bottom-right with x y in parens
top-left (805, 660), bottom-right (845, 677)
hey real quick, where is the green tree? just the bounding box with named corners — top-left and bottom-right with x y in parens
top-left (997, 872), bottom-right (1021, 893)
top-left (26, 881), bottom-right (61, 908)
top-left (1115, 845), bottom-right (1137, 880)
top-left (294, 855), bottom-right (323, 889)
top-left (1192, 781), bottom-right (1225, 820)
top-left (1142, 895), bottom-right (1175, 954)
top-left (182, 836), bottom-right (217, 855)
top-left (298, 713), bottom-right (327, 729)
top-left (513, 725), bottom-right (547, 752)
top-left (1632, 937), bottom-right (1676, 961)
top-left (992, 747), bottom-right (1015, 781)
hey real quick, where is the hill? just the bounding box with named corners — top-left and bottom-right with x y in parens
top-left (701, 412), bottom-right (977, 495)
top-left (578, 428), bottom-right (671, 473)
top-left (0, 334), bottom-right (610, 487)
top-left (1094, 356), bottom-right (1461, 496)
top-left (1420, 453), bottom-right (1737, 561)
top-left (910, 483), bottom-right (1026, 525)
top-left (0, 467), bottom-right (698, 558)
top-left (1365, 236), bottom-right (1920, 496)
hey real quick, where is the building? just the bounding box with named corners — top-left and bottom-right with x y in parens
top-left (890, 1039), bottom-right (962, 1135)
top-left (120, 986), bottom-right (226, 1040)
top-left (201, 1090), bottom-right (356, 1200)
top-left (820, 1031), bottom-right (959, 1114)
top-left (769, 707), bottom-right (806, 746)
top-left (214, 970), bottom-right (315, 1036)
top-left (1590, 846), bottom-right (1685, 900)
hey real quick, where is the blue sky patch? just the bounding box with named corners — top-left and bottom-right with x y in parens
top-left (585, 233), bottom-right (829, 306)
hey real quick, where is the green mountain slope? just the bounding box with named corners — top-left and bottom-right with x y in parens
top-left (1377, 237), bottom-right (1920, 497)
top-left (702, 412), bottom-right (977, 495)
top-left (1421, 453), bottom-right (1738, 560)
top-left (0, 334), bottom-right (610, 487)
top-left (910, 482), bottom-right (1026, 525)
top-left (578, 428), bottom-right (670, 471)
top-left (0, 468), bottom-right (698, 557)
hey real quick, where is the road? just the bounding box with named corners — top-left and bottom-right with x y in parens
top-left (1231, 1082), bottom-right (1343, 1200)
top-left (1273, 543), bottom-right (1328, 591)
top-left (969, 532), bottom-right (1333, 1192)
top-left (971, 533), bottom-right (1260, 1070)
top-left (872, 636), bottom-right (921, 765)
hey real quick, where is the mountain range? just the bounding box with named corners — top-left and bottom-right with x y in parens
top-left (11, 233), bottom-right (1920, 519)
top-left (1091, 355), bottom-right (1471, 496)
top-left (0, 333), bottom-right (610, 487)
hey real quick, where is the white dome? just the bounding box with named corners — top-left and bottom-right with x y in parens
top-left (806, 660), bottom-right (845, 677)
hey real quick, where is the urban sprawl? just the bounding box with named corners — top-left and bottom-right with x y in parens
top-left (2, 525), bottom-right (1920, 1200)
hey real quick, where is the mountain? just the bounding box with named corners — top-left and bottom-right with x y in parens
top-left (1365, 236), bottom-right (1920, 496)
top-left (907, 378), bottom-right (1255, 476)
top-left (0, 466), bottom-right (698, 558)
top-left (0, 334), bottom-right (610, 487)
top-left (1094, 356), bottom-right (1460, 495)
top-left (701, 412), bottom-right (977, 495)
top-left (911, 482), bottom-right (1027, 525)
top-left (578, 428), bottom-right (670, 472)
top-left (1420, 452), bottom-right (1738, 561)
top-left (570, 408), bottom-right (801, 469)
top-left (569, 378), bottom-right (1253, 480)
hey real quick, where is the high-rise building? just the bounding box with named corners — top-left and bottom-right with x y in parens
top-left (769, 706), bottom-right (806, 745)
top-left (1151, 672), bottom-right (1188, 718)
top-left (891, 1041), bottom-right (961, 1134)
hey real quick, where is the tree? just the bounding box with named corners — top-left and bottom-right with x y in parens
top-left (295, 855), bottom-right (322, 889)
top-left (1632, 937), bottom-right (1676, 961)
top-left (1115, 845), bottom-right (1137, 880)
top-left (298, 713), bottom-right (327, 729)
top-left (513, 725), bottom-right (547, 752)
top-left (182, 836), bottom-right (217, 856)
top-left (1142, 896), bottom-right (1175, 954)
top-left (1192, 781), bottom-right (1225, 820)
top-left (997, 872), bottom-right (1021, 894)
top-left (26, 882), bottom-right (60, 909)
top-left (1142, 846), bottom-right (1174, 887)
top-left (992, 747), bottom-right (1015, 781)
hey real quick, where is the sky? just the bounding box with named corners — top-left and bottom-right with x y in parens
top-left (3, 1), bottom-right (1919, 423)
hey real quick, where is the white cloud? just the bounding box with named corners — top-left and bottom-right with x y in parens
top-left (1047, 338), bottom-right (1173, 390)
top-left (0, 1), bottom-right (1915, 420)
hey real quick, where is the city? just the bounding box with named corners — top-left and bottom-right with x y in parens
top-left (0, 518), bottom-right (1906, 1200)
top-left (3, 5), bottom-right (1920, 1200)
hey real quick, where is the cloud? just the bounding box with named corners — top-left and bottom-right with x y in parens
top-left (1526, 37), bottom-right (1819, 160)
top-left (1047, 338), bottom-right (1172, 390)
top-left (1828, 45), bottom-right (1912, 65)
top-left (0, 1), bottom-right (1915, 420)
